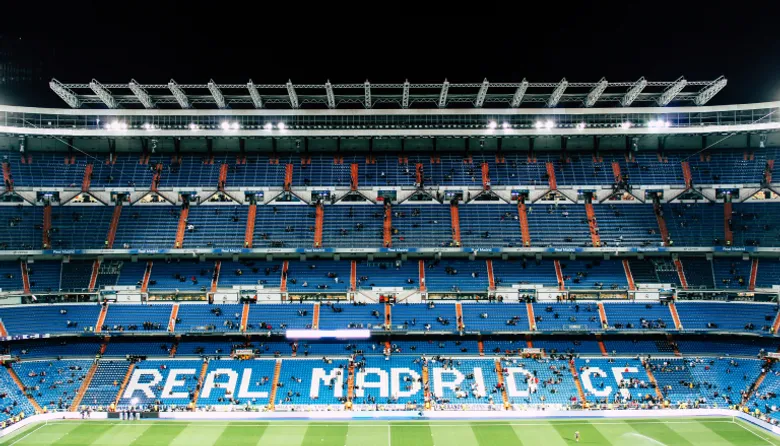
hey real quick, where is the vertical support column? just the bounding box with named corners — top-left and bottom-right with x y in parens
top-left (173, 207), bottom-right (189, 249)
top-left (313, 204), bottom-right (324, 248)
top-left (244, 203), bottom-right (256, 248)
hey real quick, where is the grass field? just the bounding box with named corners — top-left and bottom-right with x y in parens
top-left (1, 417), bottom-right (779, 446)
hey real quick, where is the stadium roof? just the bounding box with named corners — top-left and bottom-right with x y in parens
top-left (50, 77), bottom-right (728, 110)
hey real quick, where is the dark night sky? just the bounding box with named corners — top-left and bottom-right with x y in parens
top-left (2, 3), bottom-right (779, 107)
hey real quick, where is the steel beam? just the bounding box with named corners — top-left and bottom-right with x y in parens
top-left (49, 79), bottom-right (81, 108)
top-left (585, 77), bottom-right (608, 107)
top-left (546, 78), bottom-right (568, 107)
top-left (287, 80), bottom-right (300, 109)
top-left (247, 80), bottom-right (263, 108)
top-left (510, 79), bottom-right (529, 107)
top-left (89, 79), bottom-right (118, 109)
top-left (438, 79), bottom-right (450, 108)
top-left (168, 80), bottom-right (191, 109)
top-left (657, 76), bottom-right (687, 106)
top-left (325, 81), bottom-right (336, 109)
top-left (694, 76), bottom-right (727, 105)
top-left (620, 77), bottom-right (648, 107)
top-left (208, 79), bottom-right (227, 109)
top-left (129, 79), bottom-right (155, 109)
top-left (474, 78), bottom-right (489, 108)
top-left (364, 80), bottom-right (372, 109)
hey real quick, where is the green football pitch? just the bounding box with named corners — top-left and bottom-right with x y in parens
top-left (1, 417), bottom-right (779, 446)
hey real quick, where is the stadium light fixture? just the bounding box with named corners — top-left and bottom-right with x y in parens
top-left (502, 122), bottom-right (510, 130)
top-left (264, 123), bottom-right (273, 131)
top-left (89, 79), bottom-right (119, 109)
top-left (621, 77), bottom-right (647, 107)
top-left (189, 123), bottom-right (199, 131)
top-left (510, 79), bottom-right (529, 108)
top-left (585, 77), bottom-right (608, 108)
top-left (168, 79), bottom-right (191, 109)
top-left (488, 121), bottom-right (498, 129)
top-left (231, 122), bottom-right (240, 131)
top-left (546, 78), bottom-right (568, 108)
top-left (221, 121), bottom-right (230, 131)
top-left (621, 121), bottom-right (633, 129)
top-left (247, 79), bottom-right (263, 109)
top-left (577, 122), bottom-right (586, 130)
top-left (535, 121), bottom-right (544, 130)
top-left (694, 76), bottom-right (727, 105)
top-left (438, 79), bottom-right (450, 108)
top-left (657, 76), bottom-right (687, 106)
top-left (277, 122), bottom-right (286, 131)
top-left (545, 120), bottom-right (555, 130)
top-left (474, 78), bottom-right (490, 108)
top-left (129, 79), bottom-right (155, 109)
top-left (325, 80), bottom-right (336, 109)
top-left (49, 78), bottom-right (81, 108)
top-left (208, 79), bottom-right (227, 109)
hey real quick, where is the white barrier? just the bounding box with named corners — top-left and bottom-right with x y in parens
top-left (2, 408), bottom-right (779, 438)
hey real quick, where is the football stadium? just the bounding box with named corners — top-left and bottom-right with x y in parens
top-left (1, 74), bottom-right (780, 446)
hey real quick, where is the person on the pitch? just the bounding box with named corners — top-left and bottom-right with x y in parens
top-left (575, 431), bottom-right (580, 442)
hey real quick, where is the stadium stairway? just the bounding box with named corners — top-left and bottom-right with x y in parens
top-left (81, 163), bottom-right (93, 192)
top-left (268, 359), bottom-right (282, 410)
top-left (622, 260), bottom-right (636, 290)
top-left (168, 304), bottom-right (180, 332)
top-left (2, 161), bottom-right (13, 192)
top-left (494, 359), bottom-right (509, 407)
top-left (88, 260), bottom-right (100, 291)
top-left (105, 206), bottom-right (122, 249)
top-left (190, 360), bottom-right (210, 407)
top-left (418, 260), bottom-right (426, 292)
top-left (724, 201), bottom-right (734, 245)
top-left (42, 204), bottom-right (52, 249)
top-left (750, 259), bottom-right (759, 291)
top-left (95, 304), bottom-right (108, 333)
top-left (4, 364), bottom-right (42, 413)
top-left (140, 261), bottom-right (153, 293)
top-left (546, 162), bottom-right (557, 189)
top-left (174, 206), bottom-right (189, 248)
top-left (314, 204), bottom-right (324, 248)
top-left (517, 203), bottom-right (531, 247)
top-left (211, 261), bottom-right (221, 292)
top-left (241, 303), bottom-right (250, 332)
top-left (450, 203), bottom-right (461, 247)
top-left (244, 203), bottom-right (256, 248)
top-left (653, 202), bottom-right (670, 246)
top-left (669, 302), bottom-right (682, 329)
top-left (674, 258), bottom-right (689, 289)
top-left (21, 261), bottom-right (31, 294)
top-left (70, 360), bottom-right (100, 410)
top-left (383, 204), bottom-right (392, 248)
top-left (584, 203), bottom-right (601, 247)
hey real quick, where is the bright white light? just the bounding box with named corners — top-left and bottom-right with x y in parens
top-left (502, 122), bottom-right (510, 130)
top-left (621, 121), bottom-right (632, 129)
top-left (264, 123), bottom-right (273, 131)
top-left (535, 121), bottom-right (544, 130)
top-left (545, 120), bottom-right (555, 130)
top-left (189, 123), bottom-right (199, 131)
top-left (143, 123), bottom-right (151, 130)
top-left (130, 398), bottom-right (138, 406)
top-left (285, 329), bottom-right (371, 339)
top-left (120, 122), bottom-right (128, 131)
top-left (488, 121), bottom-right (498, 129)
top-left (221, 121), bottom-right (230, 130)
top-left (231, 122), bottom-right (240, 130)
top-left (277, 122), bottom-right (286, 130)
top-left (649, 119), bottom-right (671, 128)
top-left (104, 124), bottom-right (111, 130)
top-left (576, 122), bottom-right (586, 130)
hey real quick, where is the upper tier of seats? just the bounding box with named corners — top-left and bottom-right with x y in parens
top-left (6, 149), bottom-right (775, 189)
